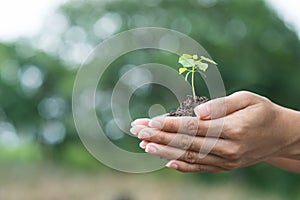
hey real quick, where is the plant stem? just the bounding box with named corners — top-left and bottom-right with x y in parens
top-left (191, 65), bottom-right (196, 102)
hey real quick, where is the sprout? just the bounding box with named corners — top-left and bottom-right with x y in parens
top-left (178, 54), bottom-right (217, 101)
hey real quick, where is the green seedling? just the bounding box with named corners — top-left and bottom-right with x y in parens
top-left (178, 54), bottom-right (217, 101)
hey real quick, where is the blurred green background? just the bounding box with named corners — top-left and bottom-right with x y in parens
top-left (1, 0), bottom-right (300, 199)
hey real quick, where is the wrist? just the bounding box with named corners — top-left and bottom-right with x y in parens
top-left (273, 105), bottom-right (300, 159)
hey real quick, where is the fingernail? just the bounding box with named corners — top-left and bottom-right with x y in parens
top-left (194, 103), bottom-right (210, 119)
top-left (166, 161), bottom-right (178, 169)
top-left (138, 129), bottom-right (158, 139)
top-left (139, 141), bottom-right (147, 149)
top-left (145, 144), bottom-right (157, 153)
top-left (149, 118), bottom-right (163, 129)
top-left (131, 118), bottom-right (150, 127)
top-left (130, 125), bottom-right (144, 136)
top-left (138, 130), bottom-right (150, 139)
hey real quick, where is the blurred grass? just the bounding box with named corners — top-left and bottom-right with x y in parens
top-left (0, 163), bottom-right (287, 200)
top-left (1, 143), bottom-right (299, 199)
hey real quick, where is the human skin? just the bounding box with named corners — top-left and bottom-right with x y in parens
top-left (130, 91), bottom-right (300, 173)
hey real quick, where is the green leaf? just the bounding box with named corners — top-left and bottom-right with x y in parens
top-left (200, 56), bottom-right (217, 65)
top-left (179, 67), bottom-right (188, 74)
top-left (178, 56), bottom-right (195, 67)
top-left (197, 62), bottom-right (208, 71)
top-left (181, 54), bottom-right (193, 59)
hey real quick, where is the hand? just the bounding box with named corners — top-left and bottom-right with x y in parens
top-left (131, 91), bottom-right (300, 172)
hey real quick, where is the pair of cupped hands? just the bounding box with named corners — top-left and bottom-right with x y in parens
top-left (130, 91), bottom-right (300, 173)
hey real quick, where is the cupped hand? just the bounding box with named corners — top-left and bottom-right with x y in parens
top-left (131, 91), bottom-right (298, 172)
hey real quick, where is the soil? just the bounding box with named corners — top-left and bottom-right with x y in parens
top-left (168, 95), bottom-right (208, 117)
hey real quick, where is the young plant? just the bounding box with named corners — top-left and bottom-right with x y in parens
top-left (178, 54), bottom-right (217, 101)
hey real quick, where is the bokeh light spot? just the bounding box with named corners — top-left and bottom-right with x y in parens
top-left (93, 13), bottom-right (122, 39)
top-left (65, 26), bottom-right (87, 44)
top-left (104, 119), bottom-right (125, 141)
top-left (0, 121), bottom-right (19, 148)
top-left (226, 18), bottom-right (247, 41)
top-left (41, 121), bottom-right (66, 145)
top-left (38, 96), bottom-right (67, 119)
top-left (171, 17), bottom-right (192, 35)
top-left (120, 68), bottom-right (153, 91)
top-left (18, 65), bottom-right (44, 92)
top-left (148, 104), bottom-right (167, 118)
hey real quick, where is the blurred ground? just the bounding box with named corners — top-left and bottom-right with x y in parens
top-left (0, 164), bottom-right (283, 200)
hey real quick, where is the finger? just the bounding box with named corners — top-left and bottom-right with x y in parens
top-left (149, 116), bottom-right (205, 136)
top-left (131, 113), bottom-right (169, 127)
top-left (131, 118), bottom-right (150, 127)
top-left (139, 140), bottom-right (149, 149)
top-left (166, 160), bottom-right (224, 173)
top-left (137, 128), bottom-right (228, 156)
top-left (148, 116), bottom-right (226, 138)
top-left (194, 91), bottom-right (257, 120)
top-left (130, 125), bottom-right (148, 136)
top-left (145, 143), bottom-right (228, 168)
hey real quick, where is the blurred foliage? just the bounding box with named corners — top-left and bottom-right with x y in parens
top-left (0, 0), bottom-right (300, 199)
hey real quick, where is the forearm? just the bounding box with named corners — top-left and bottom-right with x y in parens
top-left (266, 157), bottom-right (300, 174)
top-left (276, 106), bottom-right (300, 160)
top-left (267, 106), bottom-right (300, 173)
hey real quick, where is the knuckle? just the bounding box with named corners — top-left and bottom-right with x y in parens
top-left (184, 151), bottom-right (197, 164)
top-left (196, 165), bottom-right (205, 172)
top-left (166, 119), bottom-right (177, 131)
top-left (155, 131), bottom-right (167, 142)
top-left (223, 159), bottom-right (241, 170)
top-left (178, 134), bottom-right (193, 150)
top-left (235, 91), bottom-right (253, 98)
top-left (228, 125), bottom-right (244, 139)
top-left (189, 140), bottom-right (197, 151)
top-left (186, 119), bottom-right (199, 135)
top-left (261, 96), bottom-right (271, 103)
top-left (223, 145), bottom-right (241, 160)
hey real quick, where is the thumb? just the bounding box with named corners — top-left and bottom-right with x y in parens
top-left (194, 91), bottom-right (256, 119)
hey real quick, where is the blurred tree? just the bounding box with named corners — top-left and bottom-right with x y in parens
top-left (0, 0), bottom-right (299, 198)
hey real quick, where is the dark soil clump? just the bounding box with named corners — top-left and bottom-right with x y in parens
top-left (168, 95), bottom-right (208, 117)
